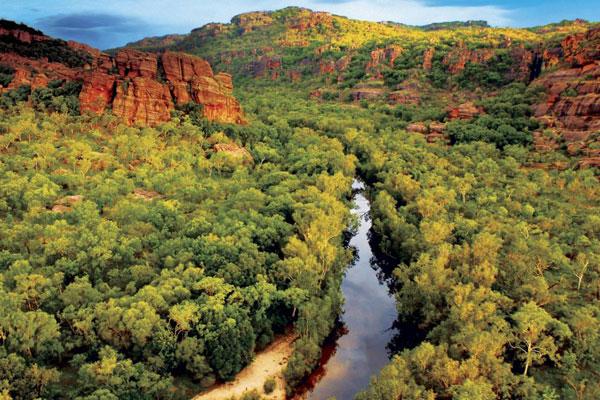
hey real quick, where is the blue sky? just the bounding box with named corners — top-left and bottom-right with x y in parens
top-left (2, 0), bottom-right (598, 49)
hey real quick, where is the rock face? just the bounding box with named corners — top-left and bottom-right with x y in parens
top-left (366, 45), bottom-right (403, 78)
top-left (112, 77), bottom-right (174, 126)
top-left (533, 27), bottom-right (600, 159)
top-left (252, 56), bottom-right (282, 79)
top-left (442, 46), bottom-right (495, 74)
top-left (0, 22), bottom-right (244, 126)
top-left (79, 72), bottom-right (116, 115)
top-left (407, 121), bottom-right (448, 143)
top-left (77, 50), bottom-right (244, 125)
top-left (290, 11), bottom-right (333, 31)
top-left (422, 48), bottom-right (435, 71)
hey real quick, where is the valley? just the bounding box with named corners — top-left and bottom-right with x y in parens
top-left (0, 5), bottom-right (598, 400)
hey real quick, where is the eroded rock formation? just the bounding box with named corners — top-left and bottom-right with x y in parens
top-left (533, 27), bottom-right (600, 163)
top-left (0, 23), bottom-right (244, 126)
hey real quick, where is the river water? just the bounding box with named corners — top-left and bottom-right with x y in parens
top-left (299, 180), bottom-right (398, 400)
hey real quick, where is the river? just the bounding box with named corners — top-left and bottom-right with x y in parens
top-left (298, 180), bottom-right (398, 400)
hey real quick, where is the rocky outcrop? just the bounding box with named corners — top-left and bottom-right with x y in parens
top-left (115, 49), bottom-right (158, 78)
top-left (133, 188), bottom-right (163, 201)
top-left (79, 72), bottom-right (116, 114)
top-left (0, 22), bottom-right (244, 126)
top-left (112, 77), bottom-right (174, 126)
top-left (213, 143), bottom-right (253, 164)
top-left (351, 85), bottom-right (386, 101)
top-left (561, 27), bottom-right (600, 67)
top-left (162, 51), bottom-right (213, 82)
top-left (0, 25), bottom-right (47, 44)
top-left (81, 50), bottom-right (245, 125)
top-left (252, 56), bottom-right (282, 79)
top-left (77, 49), bottom-right (244, 125)
top-left (422, 48), bottom-right (435, 71)
top-left (232, 12), bottom-right (274, 34)
top-left (79, 50), bottom-right (243, 125)
top-left (448, 102), bottom-right (482, 120)
top-left (533, 27), bottom-right (600, 157)
top-left (319, 60), bottom-right (336, 75)
top-left (366, 45), bottom-right (403, 78)
top-left (51, 195), bottom-right (84, 213)
top-left (289, 11), bottom-right (333, 31)
top-left (442, 46), bottom-right (495, 74)
top-left (0, 52), bottom-right (79, 91)
top-left (407, 121), bottom-right (448, 143)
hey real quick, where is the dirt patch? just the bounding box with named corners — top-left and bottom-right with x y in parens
top-left (193, 334), bottom-right (296, 400)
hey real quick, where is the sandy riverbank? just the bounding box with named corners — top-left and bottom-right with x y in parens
top-left (193, 334), bottom-right (296, 400)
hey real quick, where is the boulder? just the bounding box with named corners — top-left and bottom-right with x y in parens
top-left (213, 143), bottom-right (253, 163)
top-left (407, 122), bottom-right (428, 133)
top-left (133, 188), bottom-right (163, 201)
top-left (448, 102), bottom-right (481, 120)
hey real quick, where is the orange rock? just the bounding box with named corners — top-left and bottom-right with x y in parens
top-left (161, 51), bottom-right (213, 82)
top-left (112, 77), bottom-right (174, 126)
top-left (67, 40), bottom-right (101, 58)
top-left (443, 47), bottom-right (496, 75)
top-left (0, 27), bottom-right (46, 43)
top-left (319, 60), bottom-right (336, 75)
top-left (289, 11), bottom-right (333, 31)
top-left (191, 76), bottom-right (244, 124)
top-left (407, 122), bottom-right (428, 133)
top-left (0, 22), bottom-right (239, 126)
top-left (214, 72), bottom-right (234, 93)
top-left (422, 48), bottom-right (435, 71)
top-left (561, 27), bottom-right (600, 67)
top-left (115, 49), bottom-right (158, 78)
top-left (79, 71), bottom-right (116, 114)
top-left (448, 102), bottom-right (481, 120)
top-left (532, 28), bottom-right (599, 152)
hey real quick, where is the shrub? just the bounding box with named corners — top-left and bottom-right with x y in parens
top-left (240, 390), bottom-right (262, 400)
top-left (263, 377), bottom-right (276, 394)
top-left (0, 64), bottom-right (14, 87)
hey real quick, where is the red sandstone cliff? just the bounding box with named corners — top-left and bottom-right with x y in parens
top-left (532, 27), bottom-right (600, 165)
top-left (0, 23), bottom-right (244, 126)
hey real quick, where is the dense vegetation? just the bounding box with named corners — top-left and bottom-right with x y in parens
top-left (0, 98), bottom-right (356, 399)
top-left (236, 82), bottom-right (599, 399)
top-left (446, 84), bottom-right (542, 148)
top-left (1, 8), bottom-right (599, 400)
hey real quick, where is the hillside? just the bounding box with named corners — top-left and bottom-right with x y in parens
top-left (125, 7), bottom-right (599, 168)
top-left (0, 20), bottom-right (244, 126)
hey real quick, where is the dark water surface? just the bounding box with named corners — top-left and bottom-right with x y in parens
top-left (299, 180), bottom-right (398, 400)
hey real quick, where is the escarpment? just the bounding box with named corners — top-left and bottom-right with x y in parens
top-left (78, 50), bottom-right (245, 125)
top-left (532, 27), bottom-right (600, 163)
top-left (0, 21), bottom-right (244, 126)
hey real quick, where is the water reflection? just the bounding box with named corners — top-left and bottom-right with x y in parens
top-left (294, 181), bottom-right (398, 400)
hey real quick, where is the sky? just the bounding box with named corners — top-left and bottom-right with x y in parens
top-left (2, 0), bottom-right (598, 50)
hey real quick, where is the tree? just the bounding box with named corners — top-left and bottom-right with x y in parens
top-left (511, 302), bottom-right (571, 376)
